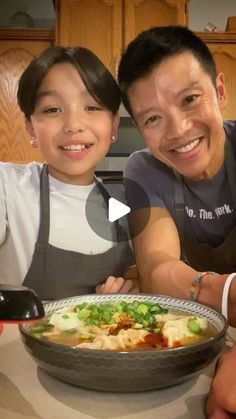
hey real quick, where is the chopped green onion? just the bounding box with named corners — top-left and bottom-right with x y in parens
top-left (187, 317), bottom-right (203, 334)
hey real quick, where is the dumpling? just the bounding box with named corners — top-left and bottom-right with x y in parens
top-left (162, 316), bottom-right (208, 347)
top-left (76, 328), bottom-right (148, 350)
top-left (49, 312), bottom-right (84, 332)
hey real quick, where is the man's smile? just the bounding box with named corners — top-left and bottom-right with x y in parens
top-left (173, 138), bottom-right (201, 153)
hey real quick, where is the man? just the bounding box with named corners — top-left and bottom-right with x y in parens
top-left (117, 25), bottom-right (236, 323)
top-left (117, 26), bottom-right (236, 417)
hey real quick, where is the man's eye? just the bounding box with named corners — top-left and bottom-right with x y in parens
top-left (86, 105), bottom-right (102, 111)
top-left (183, 95), bottom-right (198, 105)
top-left (144, 115), bottom-right (159, 126)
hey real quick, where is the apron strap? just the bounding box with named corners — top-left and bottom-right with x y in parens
top-left (37, 164), bottom-right (50, 244)
top-left (94, 177), bottom-right (122, 241)
top-left (173, 169), bottom-right (185, 242)
top-left (37, 167), bottom-right (124, 244)
top-left (225, 138), bottom-right (236, 209)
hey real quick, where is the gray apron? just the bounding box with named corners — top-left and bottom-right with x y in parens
top-left (23, 165), bottom-right (134, 300)
top-left (174, 139), bottom-right (236, 274)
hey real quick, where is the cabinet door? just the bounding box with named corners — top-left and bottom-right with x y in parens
top-left (199, 33), bottom-right (236, 120)
top-left (0, 29), bottom-right (54, 162)
top-left (56, 0), bottom-right (122, 76)
top-left (124, 0), bottom-right (188, 47)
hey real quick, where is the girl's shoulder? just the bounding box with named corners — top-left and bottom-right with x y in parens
top-left (0, 161), bottom-right (43, 186)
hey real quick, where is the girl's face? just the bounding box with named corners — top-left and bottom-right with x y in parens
top-left (26, 63), bottom-right (119, 185)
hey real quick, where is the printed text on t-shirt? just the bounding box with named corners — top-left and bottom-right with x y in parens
top-left (185, 204), bottom-right (234, 219)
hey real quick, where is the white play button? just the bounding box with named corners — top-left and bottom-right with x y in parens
top-left (85, 178), bottom-right (151, 241)
top-left (108, 197), bottom-right (131, 222)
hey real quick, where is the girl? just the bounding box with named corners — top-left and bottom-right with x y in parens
top-left (0, 46), bottom-right (135, 299)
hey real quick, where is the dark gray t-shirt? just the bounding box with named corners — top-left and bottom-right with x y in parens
top-left (124, 120), bottom-right (236, 248)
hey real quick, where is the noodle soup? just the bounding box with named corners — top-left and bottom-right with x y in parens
top-left (28, 300), bottom-right (217, 350)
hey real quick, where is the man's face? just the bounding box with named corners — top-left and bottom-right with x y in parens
top-left (127, 51), bottom-right (227, 180)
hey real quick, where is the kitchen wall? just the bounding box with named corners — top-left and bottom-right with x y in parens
top-left (0, 0), bottom-right (54, 27)
top-left (189, 0), bottom-right (236, 31)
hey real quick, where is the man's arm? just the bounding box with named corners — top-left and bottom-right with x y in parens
top-left (130, 207), bottom-right (236, 325)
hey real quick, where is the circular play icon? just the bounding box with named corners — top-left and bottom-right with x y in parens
top-left (85, 177), bottom-right (151, 243)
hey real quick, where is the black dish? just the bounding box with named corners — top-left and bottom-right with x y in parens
top-left (0, 284), bottom-right (44, 322)
top-left (19, 294), bottom-right (226, 392)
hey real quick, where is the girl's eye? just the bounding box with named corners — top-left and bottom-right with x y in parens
top-left (43, 107), bottom-right (61, 114)
top-left (183, 95), bottom-right (198, 106)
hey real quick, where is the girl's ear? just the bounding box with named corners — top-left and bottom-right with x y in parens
top-left (25, 119), bottom-right (35, 137)
top-left (111, 113), bottom-right (120, 138)
top-left (25, 119), bottom-right (38, 148)
top-left (216, 72), bottom-right (228, 109)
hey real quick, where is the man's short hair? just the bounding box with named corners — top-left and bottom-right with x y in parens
top-left (118, 25), bottom-right (217, 116)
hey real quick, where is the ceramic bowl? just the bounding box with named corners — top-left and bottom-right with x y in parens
top-left (19, 294), bottom-right (227, 392)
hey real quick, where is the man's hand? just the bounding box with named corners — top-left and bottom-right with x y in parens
top-left (206, 346), bottom-right (236, 418)
top-left (0, 324), bottom-right (3, 334)
top-left (96, 276), bottom-right (139, 294)
top-left (206, 386), bottom-right (235, 418)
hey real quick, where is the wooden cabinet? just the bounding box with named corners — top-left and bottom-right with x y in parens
top-left (56, 0), bottom-right (122, 78)
top-left (0, 28), bottom-right (54, 162)
top-left (198, 32), bottom-right (236, 120)
top-left (123, 0), bottom-right (188, 46)
top-left (55, 0), bottom-right (188, 76)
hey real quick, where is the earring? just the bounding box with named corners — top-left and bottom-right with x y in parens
top-left (111, 135), bottom-right (116, 143)
top-left (30, 137), bottom-right (38, 148)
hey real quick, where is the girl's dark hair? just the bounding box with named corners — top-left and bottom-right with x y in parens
top-left (118, 25), bottom-right (217, 116)
top-left (18, 46), bottom-right (121, 120)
